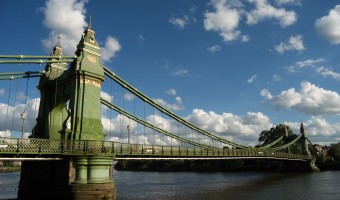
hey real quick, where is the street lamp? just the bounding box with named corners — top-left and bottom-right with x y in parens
top-left (21, 112), bottom-right (27, 140)
top-left (127, 125), bottom-right (130, 144)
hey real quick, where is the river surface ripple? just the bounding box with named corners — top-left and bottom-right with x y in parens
top-left (1, 170), bottom-right (339, 200)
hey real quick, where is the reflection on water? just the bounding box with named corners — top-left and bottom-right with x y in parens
top-left (0, 171), bottom-right (20, 200)
top-left (1, 170), bottom-right (340, 200)
top-left (114, 171), bottom-right (340, 200)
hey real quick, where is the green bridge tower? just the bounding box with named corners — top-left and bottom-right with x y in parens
top-left (18, 20), bottom-right (116, 199)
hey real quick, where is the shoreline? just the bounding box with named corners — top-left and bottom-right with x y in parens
top-left (0, 167), bottom-right (21, 173)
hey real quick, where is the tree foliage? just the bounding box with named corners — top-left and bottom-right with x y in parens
top-left (329, 142), bottom-right (340, 161)
top-left (258, 124), bottom-right (294, 147)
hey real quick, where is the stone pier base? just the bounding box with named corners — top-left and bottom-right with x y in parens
top-left (18, 156), bottom-right (116, 200)
top-left (71, 182), bottom-right (116, 200)
top-left (278, 160), bottom-right (320, 172)
top-left (18, 157), bottom-right (72, 199)
top-left (71, 156), bottom-right (116, 200)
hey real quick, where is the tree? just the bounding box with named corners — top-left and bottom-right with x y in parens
top-left (329, 143), bottom-right (340, 161)
top-left (258, 124), bottom-right (294, 147)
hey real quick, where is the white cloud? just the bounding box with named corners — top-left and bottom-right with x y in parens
top-left (247, 74), bottom-right (257, 83)
top-left (241, 35), bottom-right (250, 42)
top-left (260, 89), bottom-right (273, 100)
top-left (316, 67), bottom-right (340, 80)
top-left (204, 0), bottom-right (246, 42)
top-left (275, 0), bottom-right (301, 6)
top-left (100, 91), bottom-right (113, 102)
top-left (175, 96), bottom-right (182, 104)
top-left (41, 0), bottom-right (88, 55)
top-left (296, 58), bottom-right (325, 68)
top-left (166, 88), bottom-right (177, 96)
top-left (138, 34), bottom-right (145, 45)
top-left (315, 5), bottom-right (340, 45)
top-left (0, 88), bottom-right (4, 96)
top-left (0, 130), bottom-right (11, 137)
top-left (246, 0), bottom-right (297, 27)
top-left (207, 44), bottom-right (222, 52)
top-left (272, 74), bottom-right (281, 81)
top-left (0, 98), bottom-right (40, 135)
top-left (306, 116), bottom-right (338, 137)
top-left (101, 36), bottom-right (121, 64)
top-left (288, 58), bottom-right (325, 73)
top-left (275, 35), bottom-right (305, 54)
top-left (124, 93), bottom-right (135, 101)
top-left (172, 68), bottom-right (188, 76)
top-left (263, 81), bottom-right (340, 116)
top-left (282, 118), bottom-right (340, 145)
top-left (185, 109), bottom-right (272, 144)
top-left (203, 0), bottom-right (296, 43)
top-left (287, 58), bottom-right (340, 81)
top-left (154, 98), bottom-right (184, 111)
top-left (169, 15), bottom-right (190, 29)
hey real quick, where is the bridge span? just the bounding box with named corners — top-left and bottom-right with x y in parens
top-left (0, 137), bottom-right (310, 161)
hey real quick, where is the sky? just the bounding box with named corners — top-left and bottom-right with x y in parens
top-left (1, 0), bottom-right (340, 146)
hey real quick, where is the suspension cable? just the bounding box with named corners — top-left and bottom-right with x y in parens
top-left (103, 67), bottom-right (247, 148)
top-left (4, 78), bottom-right (12, 134)
top-left (11, 63), bottom-right (21, 134)
top-left (21, 74), bottom-right (30, 139)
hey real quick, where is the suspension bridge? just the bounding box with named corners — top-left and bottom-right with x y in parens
top-left (0, 20), bottom-right (316, 200)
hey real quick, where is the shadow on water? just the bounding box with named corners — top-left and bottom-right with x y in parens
top-left (183, 172), bottom-right (311, 200)
top-left (115, 171), bottom-right (340, 200)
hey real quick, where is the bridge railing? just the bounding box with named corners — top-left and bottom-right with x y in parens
top-left (0, 137), bottom-right (310, 160)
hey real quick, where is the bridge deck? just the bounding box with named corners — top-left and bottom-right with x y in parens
top-left (0, 137), bottom-right (309, 161)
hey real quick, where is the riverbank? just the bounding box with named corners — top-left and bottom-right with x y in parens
top-left (0, 167), bottom-right (21, 173)
top-left (318, 161), bottom-right (340, 171)
top-left (115, 159), bottom-right (317, 172)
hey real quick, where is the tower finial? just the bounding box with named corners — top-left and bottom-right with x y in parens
top-left (57, 35), bottom-right (61, 45)
top-left (88, 14), bottom-right (92, 29)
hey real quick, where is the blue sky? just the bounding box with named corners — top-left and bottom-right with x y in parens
top-left (1, 0), bottom-right (340, 146)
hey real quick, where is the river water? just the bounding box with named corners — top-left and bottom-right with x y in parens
top-left (0, 170), bottom-right (339, 200)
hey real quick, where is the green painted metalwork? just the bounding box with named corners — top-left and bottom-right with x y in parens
top-left (0, 59), bottom-right (75, 64)
top-left (30, 22), bottom-right (105, 142)
top-left (0, 137), bottom-right (310, 160)
top-left (103, 67), bottom-right (248, 149)
top-left (0, 71), bottom-right (43, 80)
top-left (0, 55), bottom-right (76, 59)
top-left (101, 98), bottom-right (211, 148)
top-left (270, 134), bottom-right (302, 151)
top-left (255, 135), bottom-right (284, 150)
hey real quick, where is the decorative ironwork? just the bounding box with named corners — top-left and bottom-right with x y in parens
top-left (0, 137), bottom-right (310, 161)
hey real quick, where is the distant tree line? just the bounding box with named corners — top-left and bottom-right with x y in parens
top-left (321, 142), bottom-right (340, 170)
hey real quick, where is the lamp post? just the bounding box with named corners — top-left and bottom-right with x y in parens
top-left (127, 125), bottom-right (130, 145)
top-left (21, 112), bottom-right (27, 140)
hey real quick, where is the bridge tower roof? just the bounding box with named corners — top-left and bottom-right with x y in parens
top-left (50, 35), bottom-right (63, 57)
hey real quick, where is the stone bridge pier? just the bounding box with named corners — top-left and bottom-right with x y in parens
top-left (18, 156), bottom-right (116, 200)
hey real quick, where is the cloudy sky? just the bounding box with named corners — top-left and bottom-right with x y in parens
top-left (1, 0), bottom-right (340, 146)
